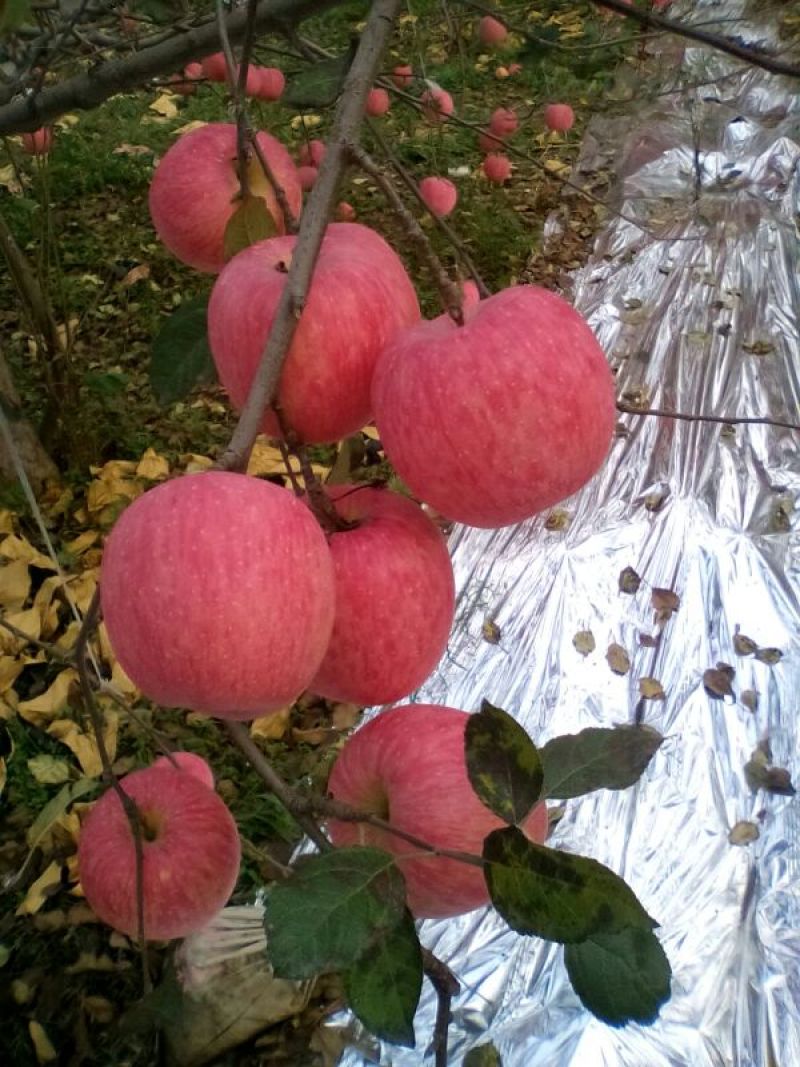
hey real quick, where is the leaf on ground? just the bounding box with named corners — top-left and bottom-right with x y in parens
top-left (28, 1019), bottom-right (58, 1064)
top-left (343, 909), bottom-right (422, 1047)
top-left (135, 448), bottom-right (170, 481)
top-left (27, 754), bottom-right (72, 785)
top-left (540, 725), bottom-right (663, 800)
top-left (465, 700), bottom-right (543, 824)
top-left (149, 297), bottom-right (216, 407)
top-left (18, 669), bottom-right (78, 727)
top-left (48, 709), bottom-right (117, 778)
top-left (564, 926), bottom-right (671, 1027)
top-left (0, 536), bottom-right (56, 571)
top-left (572, 630), bottom-right (595, 656)
top-left (606, 644), bottom-right (630, 675)
top-left (0, 559), bottom-right (31, 610)
top-left (264, 847), bottom-right (407, 979)
top-left (250, 707), bottom-right (292, 741)
top-left (16, 860), bottom-right (63, 916)
top-left (483, 827), bottom-right (657, 944)
top-left (149, 93), bottom-right (179, 118)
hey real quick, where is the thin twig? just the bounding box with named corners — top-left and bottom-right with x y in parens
top-left (349, 143), bottom-right (464, 322)
top-left (617, 402), bottom-right (800, 433)
top-left (0, 615), bottom-right (73, 662)
top-left (422, 948), bottom-right (460, 1067)
top-left (216, 0), bottom-right (251, 199)
top-left (76, 590), bottom-right (151, 993)
top-left (216, 0), bottom-right (403, 473)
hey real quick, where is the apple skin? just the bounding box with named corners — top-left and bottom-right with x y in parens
top-left (478, 130), bottom-right (503, 153)
top-left (421, 88), bottom-right (454, 123)
top-left (201, 52), bottom-right (227, 81)
top-left (309, 486), bottom-right (455, 706)
top-left (297, 165), bottom-right (318, 190)
top-left (327, 704), bottom-right (549, 918)
top-left (184, 62), bottom-right (203, 81)
top-left (21, 128), bottom-right (53, 155)
top-left (298, 139), bottom-right (326, 168)
top-left (100, 472), bottom-right (335, 717)
top-left (78, 765), bottom-right (240, 940)
top-left (489, 107), bottom-right (518, 137)
top-left (153, 751), bottom-right (215, 788)
top-left (544, 103), bottom-right (575, 132)
top-left (393, 64), bottom-right (413, 88)
top-left (336, 202), bottom-right (356, 221)
top-left (148, 122), bottom-right (302, 273)
top-left (208, 222), bottom-right (420, 444)
top-left (483, 153), bottom-right (511, 182)
top-left (418, 176), bottom-right (458, 218)
top-left (253, 67), bottom-right (285, 101)
top-left (372, 285), bottom-right (616, 528)
top-left (478, 15), bottom-right (508, 45)
top-left (366, 87), bottom-right (391, 116)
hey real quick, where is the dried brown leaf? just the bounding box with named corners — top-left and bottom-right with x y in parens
top-left (618, 566), bottom-right (641, 594)
top-left (572, 630), bottom-right (595, 656)
top-left (728, 821), bottom-right (759, 846)
top-left (754, 647), bottom-right (783, 666)
top-left (606, 643), bottom-right (631, 675)
top-left (733, 631), bottom-right (757, 656)
top-left (703, 668), bottom-right (734, 699)
top-left (741, 689), bottom-right (758, 712)
top-left (482, 619), bottom-right (501, 645)
top-left (651, 588), bottom-right (680, 615)
top-left (638, 677), bottom-right (665, 700)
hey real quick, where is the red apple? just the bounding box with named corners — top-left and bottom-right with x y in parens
top-left (366, 87), bottom-right (391, 116)
top-left (460, 279), bottom-right (480, 311)
top-left (371, 285), bottom-right (616, 528)
top-left (148, 122), bottom-right (302, 273)
top-left (184, 62), bottom-right (204, 82)
top-left (298, 164), bottom-right (318, 191)
top-left (79, 765), bottom-right (240, 939)
top-left (478, 15), bottom-right (508, 46)
top-left (201, 52), bottom-right (228, 82)
top-left (100, 472), bottom-right (335, 717)
top-left (327, 704), bottom-right (549, 918)
top-left (298, 139), bottom-right (326, 168)
top-left (253, 67), bottom-right (285, 101)
top-left (489, 107), bottom-right (518, 137)
top-left (418, 176), bottom-right (458, 218)
top-left (478, 130), bottom-right (503, 153)
top-left (309, 486), bottom-right (455, 705)
top-left (421, 88), bottom-right (454, 123)
top-left (507, 62), bottom-right (522, 75)
top-left (21, 127), bottom-right (53, 156)
top-left (544, 103), bottom-right (575, 132)
top-left (169, 73), bottom-right (197, 97)
top-left (207, 222), bottom-right (420, 444)
top-left (153, 752), bottom-right (215, 789)
top-left (392, 64), bottom-right (413, 89)
top-left (483, 153), bottom-right (511, 182)
top-left (336, 202), bottom-right (356, 221)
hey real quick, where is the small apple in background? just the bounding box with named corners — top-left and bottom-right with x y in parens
top-left (366, 87), bottom-right (391, 116)
top-left (544, 103), bottom-right (575, 132)
top-left (392, 64), bottom-right (413, 88)
top-left (208, 222), bottom-right (420, 444)
top-left (495, 66), bottom-right (510, 80)
top-left (507, 62), bottom-right (522, 75)
top-left (372, 285), bottom-right (616, 528)
top-left (478, 15), bottom-right (508, 46)
top-left (298, 165), bottom-right (318, 191)
top-left (483, 153), bottom-right (511, 183)
top-left (421, 87), bottom-right (454, 123)
top-left (478, 130), bottom-right (503, 153)
top-left (298, 139), bottom-right (326, 168)
top-left (253, 67), bottom-right (285, 101)
top-left (489, 107), bottom-right (518, 137)
top-left (148, 122), bottom-right (302, 273)
top-left (79, 764), bottom-right (240, 939)
top-left (309, 486), bottom-right (455, 706)
top-left (153, 752), bottom-right (215, 789)
top-left (100, 472), bottom-right (335, 717)
top-left (418, 176), bottom-right (458, 218)
top-left (169, 73), bottom-right (197, 97)
top-left (336, 202), bottom-right (356, 221)
top-left (184, 62), bottom-right (204, 82)
top-left (327, 704), bottom-right (549, 918)
top-left (201, 52), bottom-right (227, 81)
top-left (21, 127), bottom-right (53, 156)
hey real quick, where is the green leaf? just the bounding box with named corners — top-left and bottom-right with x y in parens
top-left (540, 725), bottom-right (663, 800)
top-left (264, 847), bottom-right (407, 979)
top-left (564, 927), bottom-right (671, 1026)
top-left (283, 42), bottom-right (358, 110)
top-left (483, 827), bottom-right (657, 944)
top-left (0, 0), bottom-right (31, 33)
top-left (149, 296), bottom-right (216, 406)
top-left (223, 195), bottom-right (277, 263)
top-left (463, 1043), bottom-right (503, 1066)
top-left (343, 909), bottom-right (422, 1048)
top-left (465, 700), bottom-right (543, 824)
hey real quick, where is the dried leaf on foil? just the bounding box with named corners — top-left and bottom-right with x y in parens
top-left (733, 630), bottom-right (757, 656)
top-left (744, 742), bottom-right (795, 796)
top-left (544, 509), bottom-right (571, 532)
top-left (638, 677), bottom-right (665, 700)
top-left (16, 860), bottom-right (63, 916)
top-left (651, 588), bottom-right (680, 619)
top-left (754, 646), bottom-right (783, 666)
top-left (572, 630), bottom-right (595, 656)
top-left (606, 644), bottom-right (631, 675)
top-left (463, 1044), bottom-right (503, 1067)
top-left (618, 567), bottom-right (641, 594)
top-left (703, 668), bottom-right (735, 700)
top-left (741, 689), bottom-right (758, 713)
top-left (482, 619), bottom-right (501, 645)
top-left (728, 821), bottom-right (759, 846)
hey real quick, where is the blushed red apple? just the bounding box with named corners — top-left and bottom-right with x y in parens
top-left (372, 285), bottom-right (616, 528)
top-left (253, 67), bottom-right (285, 101)
top-left (489, 107), bottom-right (518, 137)
top-left (421, 88), bottom-right (454, 123)
top-left (148, 122), bottom-right (301, 273)
top-left (336, 202), bottom-right (356, 221)
top-left (483, 153), bottom-right (511, 182)
top-left (21, 127), bottom-right (53, 155)
top-left (201, 52), bottom-right (227, 81)
top-left (478, 15), bottom-right (508, 46)
top-left (418, 176), bottom-right (458, 218)
top-left (79, 764), bottom-right (240, 939)
top-left (544, 103), bottom-right (575, 132)
top-left (100, 472), bottom-right (335, 717)
top-left (298, 165), bottom-right (318, 191)
top-left (392, 64), bottom-right (413, 88)
top-left (366, 88), bottom-right (390, 116)
top-left (478, 130), bottom-right (503, 153)
top-left (309, 486), bottom-right (455, 706)
top-left (298, 139), bottom-right (326, 168)
top-left (327, 704), bottom-right (549, 918)
top-left (154, 751), bottom-right (215, 788)
top-left (207, 222), bottom-right (420, 443)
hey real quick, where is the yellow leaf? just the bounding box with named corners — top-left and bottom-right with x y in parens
top-left (0, 535), bottom-right (57, 570)
top-left (181, 453), bottom-right (214, 473)
top-left (110, 659), bottom-right (139, 698)
top-left (34, 574), bottom-right (62, 637)
top-left (360, 424), bottom-right (380, 441)
top-left (18, 669), bottom-right (78, 727)
top-left (28, 1021), bottom-right (58, 1064)
top-left (544, 158), bottom-right (571, 176)
top-left (250, 707), bottom-right (292, 741)
top-left (639, 677), bottom-right (666, 701)
top-left (0, 510), bottom-right (15, 534)
top-left (0, 163), bottom-right (23, 195)
top-left (56, 113), bottom-right (80, 127)
top-left (16, 860), bottom-right (62, 916)
top-left (28, 754), bottom-right (72, 785)
top-left (174, 120), bottom-right (208, 136)
top-left (48, 709), bottom-right (118, 778)
top-left (55, 620), bottom-right (81, 652)
top-left (0, 559), bottom-right (31, 610)
top-left (113, 142), bottom-right (153, 157)
top-left (149, 93), bottom-right (179, 118)
top-left (135, 447), bottom-right (170, 481)
top-left (0, 606), bottom-right (42, 653)
top-left (63, 531), bottom-right (99, 557)
top-left (64, 570), bottom-right (98, 615)
top-left (247, 438), bottom-right (290, 478)
top-left (0, 654), bottom-right (24, 692)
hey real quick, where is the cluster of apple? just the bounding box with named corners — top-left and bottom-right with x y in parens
top-left (78, 60), bottom-right (616, 935)
top-left (170, 52), bottom-right (286, 101)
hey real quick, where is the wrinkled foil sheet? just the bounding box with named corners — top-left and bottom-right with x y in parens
top-left (334, 3), bottom-right (800, 1064)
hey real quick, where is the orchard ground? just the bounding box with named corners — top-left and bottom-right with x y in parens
top-left (0, 4), bottom-right (654, 1064)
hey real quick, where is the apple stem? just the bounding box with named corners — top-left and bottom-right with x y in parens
top-left (349, 144), bottom-right (465, 324)
top-left (216, 0), bottom-right (404, 474)
top-left (423, 948), bottom-right (460, 1067)
top-left (76, 590), bottom-right (152, 993)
